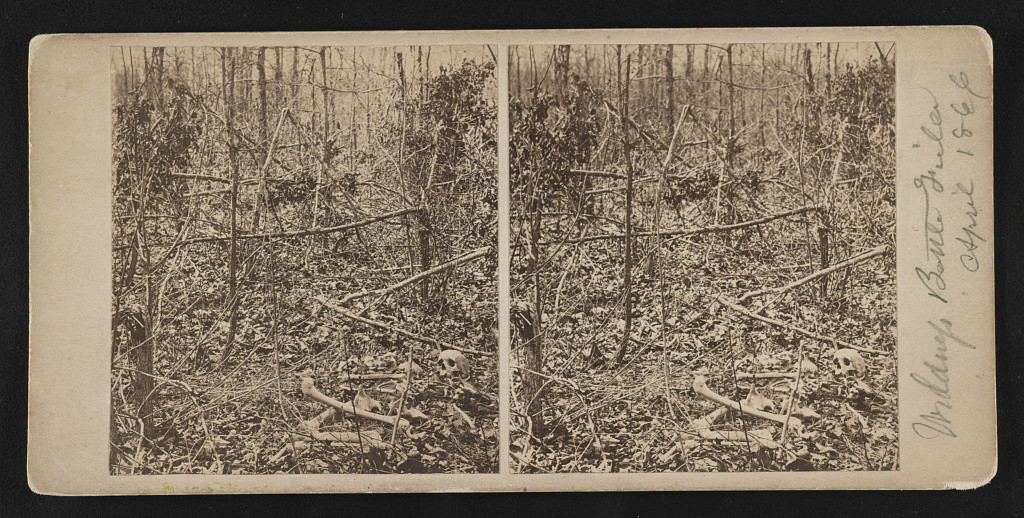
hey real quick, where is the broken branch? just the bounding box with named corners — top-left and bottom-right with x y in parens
top-left (177, 207), bottom-right (423, 246)
top-left (544, 206), bottom-right (821, 245)
top-left (716, 295), bottom-right (885, 354)
top-left (737, 246), bottom-right (887, 303)
top-left (339, 246), bottom-right (490, 306)
top-left (315, 295), bottom-right (494, 357)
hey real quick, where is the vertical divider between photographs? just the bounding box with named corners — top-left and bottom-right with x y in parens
top-left (497, 43), bottom-right (511, 475)
top-left (495, 42), bottom-right (512, 475)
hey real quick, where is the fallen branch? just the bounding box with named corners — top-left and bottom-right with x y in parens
top-left (544, 205), bottom-right (821, 245)
top-left (737, 246), bottom-right (887, 303)
top-left (339, 246), bottom-right (490, 306)
top-left (736, 372), bottom-right (798, 380)
top-left (167, 172), bottom-right (231, 183)
top-left (568, 168), bottom-right (626, 180)
top-left (315, 296), bottom-right (494, 357)
top-left (177, 206), bottom-right (423, 246)
top-left (716, 295), bottom-right (885, 355)
top-left (168, 172), bottom-right (291, 185)
top-left (337, 372), bottom-right (409, 381)
top-left (692, 375), bottom-right (801, 429)
top-left (300, 376), bottom-right (410, 429)
top-left (291, 430), bottom-right (388, 450)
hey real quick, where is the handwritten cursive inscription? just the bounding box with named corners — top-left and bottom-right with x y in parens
top-left (914, 87), bottom-right (948, 303)
top-left (955, 181), bottom-right (986, 272)
top-left (909, 70), bottom-right (989, 443)
top-left (911, 319), bottom-right (976, 439)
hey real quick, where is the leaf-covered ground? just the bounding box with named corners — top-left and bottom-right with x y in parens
top-left (111, 244), bottom-right (498, 475)
top-left (511, 213), bottom-right (897, 473)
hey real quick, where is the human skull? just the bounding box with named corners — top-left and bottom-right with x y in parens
top-left (834, 349), bottom-right (866, 377)
top-left (438, 349), bottom-right (470, 378)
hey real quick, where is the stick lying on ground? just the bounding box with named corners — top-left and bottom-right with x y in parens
top-left (337, 372), bottom-right (409, 381)
top-left (300, 376), bottom-right (410, 429)
top-left (270, 432), bottom-right (387, 463)
top-left (291, 430), bottom-right (389, 450)
top-left (737, 246), bottom-right (887, 303)
top-left (716, 295), bottom-right (884, 354)
top-left (736, 372), bottom-right (799, 380)
top-left (338, 246), bottom-right (490, 306)
top-left (692, 375), bottom-right (802, 430)
top-left (544, 205), bottom-right (822, 245)
top-left (315, 295), bottom-right (494, 357)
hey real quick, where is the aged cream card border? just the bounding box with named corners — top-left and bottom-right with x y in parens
top-left (28, 26), bottom-right (994, 493)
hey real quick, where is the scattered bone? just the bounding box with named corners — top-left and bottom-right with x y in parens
top-left (737, 372), bottom-right (798, 380)
top-left (300, 376), bottom-right (409, 429)
top-left (690, 407), bottom-right (778, 447)
top-left (692, 375), bottom-right (802, 430)
top-left (800, 359), bottom-right (819, 375)
top-left (743, 388), bottom-right (776, 412)
top-left (269, 440), bottom-right (308, 464)
top-left (397, 360), bottom-right (423, 376)
top-left (438, 349), bottom-right (471, 378)
top-left (291, 430), bottom-right (386, 448)
top-left (834, 349), bottom-right (867, 377)
top-left (353, 387), bottom-right (383, 413)
top-left (336, 372), bottom-right (409, 381)
top-left (387, 399), bottom-right (429, 421)
top-left (452, 403), bottom-right (476, 430)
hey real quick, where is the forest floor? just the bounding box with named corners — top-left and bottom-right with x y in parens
top-left (112, 240), bottom-right (498, 475)
top-left (512, 207), bottom-right (897, 473)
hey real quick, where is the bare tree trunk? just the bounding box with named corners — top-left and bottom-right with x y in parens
top-left (637, 44), bottom-right (645, 107)
top-left (726, 44), bottom-right (736, 189)
top-left (154, 47), bottom-right (166, 109)
top-left (874, 42), bottom-right (890, 71)
top-left (825, 42), bottom-right (833, 98)
top-left (759, 44), bottom-right (766, 173)
top-left (220, 47), bottom-right (241, 368)
top-left (321, 47), bottom-right (331, 174)
top-left (614, 48), bottom-right (633, 365)
top-left (703, 44), bottom-right (709, 98)
top-left (525, 190), bottom-right (545, 435)
top-left (554, 45), bottom-right (571, 106)
top-left (274, 47), bottom-right (283, 105)
top-left (665, 44), bottom-right (674, 136)
top-left (310, 47), bottom-right (330, 255)
top-left (120, 48), bottom-right (130, 97)
top-left (804, 45), bottom-right (815, 94)
top-left (351, 48), bottom-right (358, 170)
top-left (291, 46), bottom-right (299, 99)
top-left (258, 47), bottom-right (268, 142)
top-left (126, 305), bottom-right (154, 440)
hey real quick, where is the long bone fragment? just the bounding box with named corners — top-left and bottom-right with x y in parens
top-left (692, 375), bottom-right (801, 430)
top-left (300, 376), bottom-right (410, 429)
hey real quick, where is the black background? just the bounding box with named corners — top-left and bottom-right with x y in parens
top-left (3, 1), bottom-right (1022, 516)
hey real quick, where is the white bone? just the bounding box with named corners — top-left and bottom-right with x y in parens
top-left (834, 348), bottom-right (866, 377)
top-left (438, 349), bottom-right (470, 377)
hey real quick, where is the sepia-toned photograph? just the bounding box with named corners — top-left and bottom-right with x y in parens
top-left (510, 42), bottom-right (897, 472)
top-left (28, 27), bottom-right (994, 493)
top-left (109, 45), bottom-right (498, 474)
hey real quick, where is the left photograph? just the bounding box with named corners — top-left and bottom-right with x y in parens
top-left (110, 45), bottom-right (498, 474)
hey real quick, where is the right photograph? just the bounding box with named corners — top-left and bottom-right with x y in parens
top-left (509, 43), bottom-right (896, 473)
